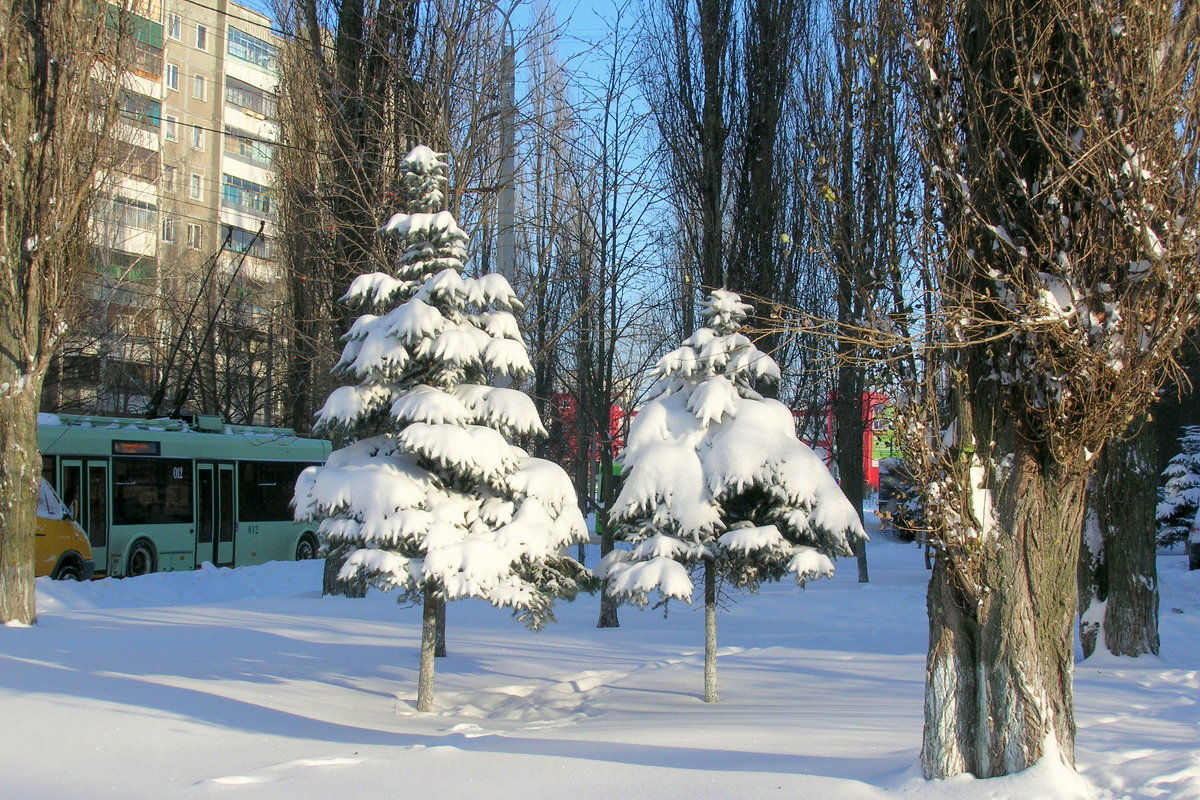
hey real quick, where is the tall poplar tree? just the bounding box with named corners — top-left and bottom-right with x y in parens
top-left (907, 0), bottom-right (1200, 778)
top-left (1, 0), bottom-right (127, 623)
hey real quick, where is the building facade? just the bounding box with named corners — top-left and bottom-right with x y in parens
top-left (46, 0), bottom-right (283, 424)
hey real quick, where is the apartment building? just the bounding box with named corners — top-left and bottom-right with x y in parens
top-left (46, 0), bottom-right (283, 424)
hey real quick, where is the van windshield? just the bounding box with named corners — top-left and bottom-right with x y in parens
top-left (37, 478), bottom-right (67, 520)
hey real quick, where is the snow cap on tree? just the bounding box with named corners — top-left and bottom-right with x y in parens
top-left (296, 145), bottom-right (588, 631)
top-left (397, 145), bottom-right (449, 214)
top-left (599, 290), bottom-right (866, 606)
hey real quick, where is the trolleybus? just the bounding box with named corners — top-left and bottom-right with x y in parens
top-left (38, 413), bottom-right (332, 578)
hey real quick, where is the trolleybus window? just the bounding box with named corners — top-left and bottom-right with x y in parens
top-left (238, 461), bottom-right (312, 522)
top-left (112, 457), bottom-right (193, 525)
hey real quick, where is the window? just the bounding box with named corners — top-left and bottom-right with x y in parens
top-left (112, 457), bottom-right (193, 526)
top-left (189, 173), bottom-right (202, 200)
top-left (115, 141), bottom-right (158, 182)
top-left (109, 196), bottom-right (157, 230)
top-left (163, 165), bottom-right (176, 192)
top-left (165, 63), bottom-right (179, 91)
top-left (223, 126), bottom-right (274, 167)
top-left (192, 124), bottom-right (204, 150)
top-left (91, 248), bottom-right (155, 282)
top-left (132, 41), bottom-right (162, 80)
top-left (192, 73), bottom-right (206, 101)
top-left (227, 27), bottom-right (278, 72)
top-left (238, 463), bottom-right (313, 522)
top-left (163, 115), bottom-right (178, 141)
top-left (187, 223), bottom-right (203, 250)
top-left (167, 12), bottom-right (181, 40)
top-left (224, 76), bottom-right (277, 119)
top-left (196, 24), bottom-right (208, 51)
top-left (119, 91), bottom-right (160, 130)
top-left (162, 217), bottom-right (176, 242)
top-left (223, 224), bottom-right (274, 260)
top-left (221, 174), bottom-right (271, 216)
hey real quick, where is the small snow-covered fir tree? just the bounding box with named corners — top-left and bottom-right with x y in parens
top-left (598, 290), bottom-right (866, 702)
top-left (1157, 426), bottom-right (1200, 548)
top-left (294, 146), bottom-right (589, 712)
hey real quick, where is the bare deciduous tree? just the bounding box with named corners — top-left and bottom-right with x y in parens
top-left (901, 0), bottom-right (1200, 778)
top-left (1, 0), bottom-right (130, 623)
top-left (643, 0), bottom-right (735, 334)
top-left (799, 0), bottom-right (911, 581)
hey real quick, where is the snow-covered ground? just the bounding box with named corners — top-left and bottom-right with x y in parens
top-left (3, 517), bottom-right (1197, 800)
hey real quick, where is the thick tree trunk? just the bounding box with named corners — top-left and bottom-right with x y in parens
top-left (703, 560), bottom-right (718, 703)
top-left (416, 590), bottom-right (438, 712)
top-left (0, 387), bottom-right (40, 625)
top-left (922, 449), bottom-right (1085, 778)
top-left (1079, 421), bottom-right (1160, 658)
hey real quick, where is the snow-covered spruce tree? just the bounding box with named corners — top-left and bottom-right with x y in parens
top-left (598, 291), bottom-right (866, 702)
top-left (1157, 426), bottom-right (1200, 548)
top-left (294, 146), bottom-right (589, 713)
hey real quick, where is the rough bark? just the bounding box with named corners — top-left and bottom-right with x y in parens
top-left (416, 589), bottom-right (438, 712)
top-left (1, 0), bottom-right (124, 623)
top-left (0, 390), bottom-right (40, 624)
top-left (905, 0), bottom-right (1200, 780)
top-left (922, 444), bottom-right (1086, 778)
top-left (1079, 420), bottom-right (1160, 658)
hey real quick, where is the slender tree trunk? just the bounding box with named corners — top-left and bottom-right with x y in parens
top-left (322, 542), bottom-right (367, 598)
top-left (703, 559), bottom-right (718, 703)
top-left (596, 452), bottom-right (620, 628)
top-left (434, 595), bottom-right (447, 658)
top-left (596, 504), bottom-right (621, 627)
top-left (922, 448), bottom-right (1085, 777)
top-left (1079, 420), bottom-right (1160, 658)
top-left (0, 387), bottom-right (40, 625)
top-left (834, 371), bottom-right (869, 582)
top-left (417, 589), bottom-right (438, 712)
top-left (597, 588), bottom-right (621, 628)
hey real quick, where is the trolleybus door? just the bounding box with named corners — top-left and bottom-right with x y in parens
top-left (60, 458), bottom-right (109, 575)
top-left (196, 463), bottom-right (237, 568)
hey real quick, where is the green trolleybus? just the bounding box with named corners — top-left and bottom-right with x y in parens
top-left (38, 413), bottom-right (332, 578)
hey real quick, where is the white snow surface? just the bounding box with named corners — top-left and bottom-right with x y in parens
top-left (7, 518), bottom-right (1199, 799)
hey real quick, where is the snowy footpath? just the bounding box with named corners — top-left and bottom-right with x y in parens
top-left (2, 522), bottom-right (1197, 800)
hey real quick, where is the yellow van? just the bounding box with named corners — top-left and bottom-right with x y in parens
top-left (36, 478), bottom-right (95, 580)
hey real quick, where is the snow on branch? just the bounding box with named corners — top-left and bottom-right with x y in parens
top-left (602, 291), bottom-right (866, 608)
top-left (296, 145), bottom-right (588, 634)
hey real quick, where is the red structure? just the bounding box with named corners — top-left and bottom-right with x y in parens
top-left (548, 393), bottom-right (627, 464)
top-left (800, 391), bottom-right (890, 490)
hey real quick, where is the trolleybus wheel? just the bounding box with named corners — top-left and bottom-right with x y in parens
top-left (296, 534), bottom-right (318, 561)
top-left (127, 540), bottom-right (157, 577)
